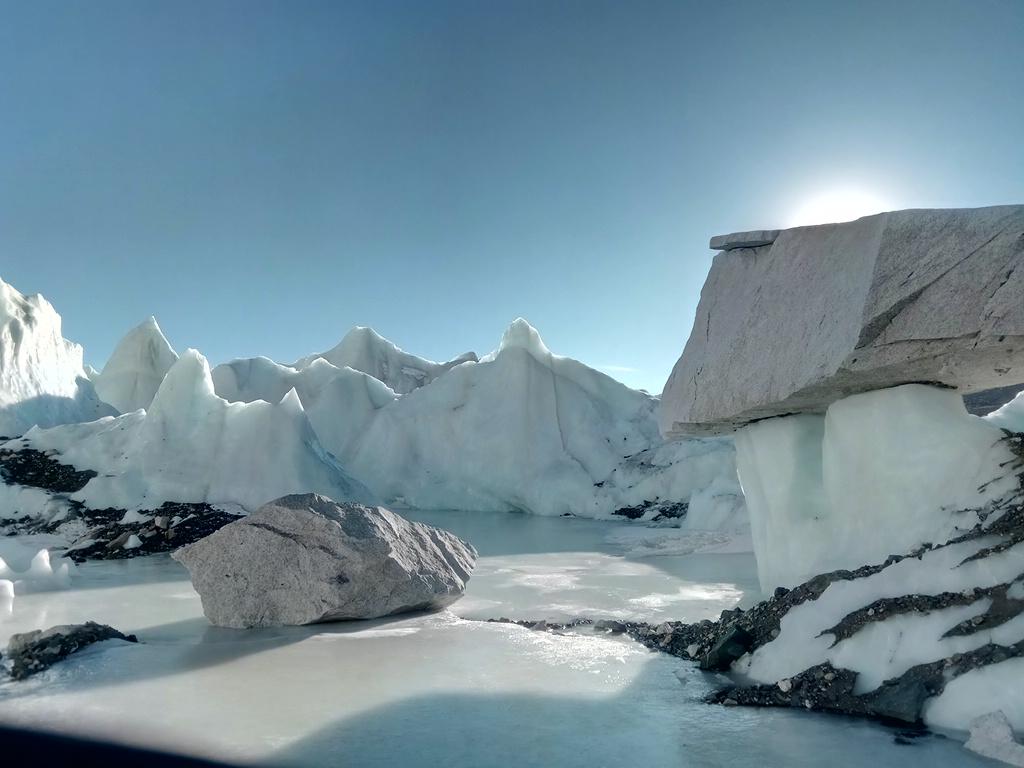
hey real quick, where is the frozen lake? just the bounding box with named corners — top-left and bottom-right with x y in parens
top-left (0, 511), bottom-right (992, 767)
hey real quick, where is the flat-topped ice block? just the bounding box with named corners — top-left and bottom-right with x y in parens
top-left (661, 205), bottom-right (1024, 437)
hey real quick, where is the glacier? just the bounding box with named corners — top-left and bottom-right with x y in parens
top-left (0, 277), bottom-right (113, 437)
top-left (214, 318), bottom-right (743, 521)
top-left (0, 275), bottom-right (741, 548)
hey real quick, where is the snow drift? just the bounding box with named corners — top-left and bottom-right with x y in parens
top-left (0, 277), bottom-right (113, 436)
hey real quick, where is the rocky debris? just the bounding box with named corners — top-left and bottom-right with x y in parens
top-left (4, 622), bottom-right (137, 680)
top-left (965, 711), bottom-right (1024, 766)
top-left (611, 500), bottom-right (688, 521)
top-left (0, 441), bottom-right (244, 561)
top-left (0, 446), bottom-right (96, 493)
top-left (709, 641), bottom-right (1024, 724)
top-left (699, 625), bottom-right (754, 671)
top-left (173, 493), bottom-right (477, 628)
top-left (818, 577), bottom-right (1024, 646)
top-left (66, 502), bottom-right (244, 562)
top-left (661, 205), bottom-right (1024, 436)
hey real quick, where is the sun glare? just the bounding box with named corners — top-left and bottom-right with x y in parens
top-left (787, 189), bottom-right (890, 227)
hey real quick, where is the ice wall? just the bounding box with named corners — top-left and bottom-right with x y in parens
top-left (0, 277), bottom-right (113, 436)
top-left (737, 384), bottom-right (1017, 589)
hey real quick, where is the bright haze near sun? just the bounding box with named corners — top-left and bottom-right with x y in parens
top-left (787, 189), bottom-right (892, 227)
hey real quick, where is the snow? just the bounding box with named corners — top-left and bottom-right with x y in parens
top-left (291, 326), bottom-right (477, 395)
top-left (93, 317), bottom-right (178, 413)
top-left (0, 512), bottom-right (992, 768)
top-left (736, 385), bottom-right (1016, 589)
top-left (13, 350), bottom-right (373, 513)
top-left (0, 276), bottom-right (113, 436)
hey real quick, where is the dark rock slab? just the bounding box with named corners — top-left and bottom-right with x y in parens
top-left (5, 622), bottom-right (138, 680)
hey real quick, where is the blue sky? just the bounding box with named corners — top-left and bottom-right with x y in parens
top-left (2, 0), bottom-right (1022, 392)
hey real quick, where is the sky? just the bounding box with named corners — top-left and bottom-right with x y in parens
top-left (1, 0), bottom-right (1022, 393)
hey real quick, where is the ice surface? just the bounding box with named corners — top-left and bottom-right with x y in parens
top-left (0, 276), bottom-right (113, 436)
top-left (12, 350), bottom-right (373, 513)
top-left (0, 511), bottom-right (991, 767)
top-left (737, 384), bottom-right (1015, 588)
top-left (93, 317), bottom-right (178, 413)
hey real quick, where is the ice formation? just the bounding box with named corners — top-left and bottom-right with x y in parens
top-left (93, 317), bottom-right (178, 413)
top-left (11, 350), bottom-right (373, 514)
top-left (736, 384), bottom-right (1017, 589)
top-left (215, 318), bottom-right (741, 520)
top-left (290, 326), bottom-right (478, 395)
top-left (0, 277), bottom-right (113, 436)
top-left (0, 539), bottom-right (74, 596)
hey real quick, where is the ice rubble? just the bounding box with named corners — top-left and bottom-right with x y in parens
top-left (0, 277), bottom-right (112, 437)
top-left (736, 384), bottom-right (1018, 589)
top-left (11, 349), bottom-right (373, 514)
top-left (216, 318), bottom-right (742, 520)
top-left (0, 538), bottom-right (74, 603)
top-left (290, 326), bottom-right (478, 395)
top-left (93, 317), bottom-right (178, 413)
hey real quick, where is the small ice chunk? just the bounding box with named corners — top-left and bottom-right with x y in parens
top-left (124, 535), bottom-right (143, 550)
top-left (965, 711), bottom-right (1024, 766)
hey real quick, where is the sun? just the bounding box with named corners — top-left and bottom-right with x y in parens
top-left (787, 189), bottom-right (890, 227)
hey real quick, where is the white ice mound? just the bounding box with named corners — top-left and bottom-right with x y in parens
top-left (736, 384), bottom-right (1017, 589)
top-left (0, 539), bottom-right (74, 595)
top-left (292, 326), bottom-right (477, 395)
top-left (20, 350), bottom-right (374, 512)
top-left (93, 316), bottom-right (179, 413)
top-left (0, 276), bottom-right (113, 436)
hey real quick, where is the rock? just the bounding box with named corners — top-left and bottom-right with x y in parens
top-left (965, 711), bottom-right (1024, 766)
top-left (661, 205), bottom-right (1024, 436)
top-left (5, 622), bottom-right (138, 680)
top-left (699, 625), bottom-right (754, 671)
top-left (172, 493), bottom-right (477, 628)
top-left (709, 229), bottom-right (781, 251)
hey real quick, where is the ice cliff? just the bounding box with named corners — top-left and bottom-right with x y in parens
top-left (0, 277), bottom-right (113, 436)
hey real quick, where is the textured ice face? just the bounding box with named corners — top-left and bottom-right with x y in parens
top-left (16, 350), bottom-right (374, 513)
top-left (737, 384), bottom-right (1016, 589)
top-left (93, 317), bottom-right (178, 413)
top-left (0, 277), bottom-right (113, 435)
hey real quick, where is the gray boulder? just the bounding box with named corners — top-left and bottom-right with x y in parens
top-left (661, 205), bottom-right (1024, 436)
top-left (5, 622), bottom-right (138, 680)
top-left (172, 493), bottom-right (477, 628)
